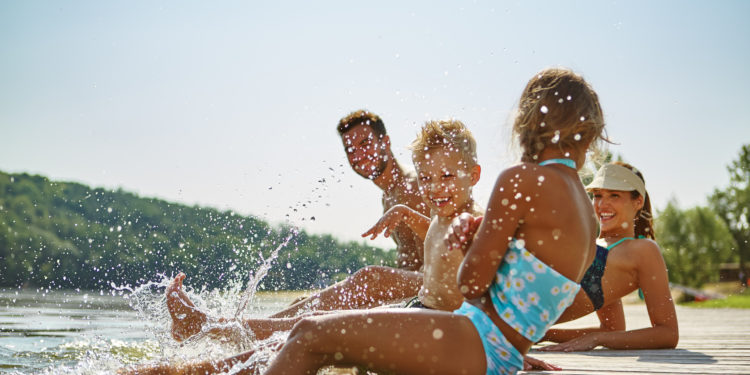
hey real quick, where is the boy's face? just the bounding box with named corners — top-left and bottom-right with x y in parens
top-left (413, 145), bottom-right (479, 218)
top-left (340, 125), bottom-right (390, 180)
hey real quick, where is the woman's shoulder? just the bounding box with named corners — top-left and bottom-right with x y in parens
top-left (495, 162), bottom-right (549, 184)
top-left (620, 238), bottom-right (662, 258)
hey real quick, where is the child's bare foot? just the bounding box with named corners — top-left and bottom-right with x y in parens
top-left (167, 273), bottom-right (208, 342)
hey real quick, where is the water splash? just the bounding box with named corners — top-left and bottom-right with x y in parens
top-left (234, 229), bottom-right (298, 320)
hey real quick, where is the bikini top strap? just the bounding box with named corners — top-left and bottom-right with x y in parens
top-left (538, 158), bottom-right (577, 169)
top-left (606, 235), bottom-right (645, 250)
top-left (607, 237), bottom-right (635, 249)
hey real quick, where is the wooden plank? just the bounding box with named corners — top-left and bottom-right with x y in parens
top-left (525, 304), bottom-right (750, 374)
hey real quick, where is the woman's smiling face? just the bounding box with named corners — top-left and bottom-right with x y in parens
top-left (590, 188), bottom-right (643, 234)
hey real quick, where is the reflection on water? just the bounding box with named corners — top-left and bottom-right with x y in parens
top-left (0, 287), bottom-right (301, 374)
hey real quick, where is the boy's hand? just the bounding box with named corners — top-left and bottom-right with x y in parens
top-left (362, 205), bottom-right (409, 240)
top-left (444, 213), bottom-right (483, 252)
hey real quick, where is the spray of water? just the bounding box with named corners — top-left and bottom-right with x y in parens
top-left (234, 229), bottom-right (298, 320)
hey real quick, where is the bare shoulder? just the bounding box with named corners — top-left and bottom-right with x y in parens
top-left (493, 163), bottom-right (545, 189)
top-left (632, 238), bottom-right (661, 255)
top-left (622, 239), bottom-right (664, 266)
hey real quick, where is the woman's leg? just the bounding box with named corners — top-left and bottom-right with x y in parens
top-left (264, 309), bottom-right (487, 375)
top-left (268, 266), bottom-right (422, 318)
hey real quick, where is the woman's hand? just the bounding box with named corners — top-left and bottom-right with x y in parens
top-left (523, 355), bottom-right (562, 371)
top-left (444, 213), bottom-right (483, 253)
top-left (538, 333), bottom-right (601, 352)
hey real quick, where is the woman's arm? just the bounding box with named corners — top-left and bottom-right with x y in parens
top-left (541, 299), bottom-right (625, 344)
top-left (458, 167), bottom-right (529, 300)
top-left (541, 241), bottom-right (678, 351)
top-left (362, 204), bottom-right (431, 242)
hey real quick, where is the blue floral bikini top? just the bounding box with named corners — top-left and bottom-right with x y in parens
top-left (490, 240), bottom-right (581, 342)
top-left (488, 157), bottom-right (583, 342)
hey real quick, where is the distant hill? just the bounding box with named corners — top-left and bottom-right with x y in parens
top-left (0, 171), bottom-right (395, 290)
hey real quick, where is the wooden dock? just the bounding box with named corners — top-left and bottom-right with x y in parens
top-left (526, 304), bottom-right (750, 374)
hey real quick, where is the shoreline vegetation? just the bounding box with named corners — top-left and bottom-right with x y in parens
top-left (0, 170), bottom-right (395, 291)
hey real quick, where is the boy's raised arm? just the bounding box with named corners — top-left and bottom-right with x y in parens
top-left (362, 204), bottom-right (430, 242)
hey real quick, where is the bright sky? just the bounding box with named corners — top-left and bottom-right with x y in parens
top-left (2, 1), bottom-right (749, 250)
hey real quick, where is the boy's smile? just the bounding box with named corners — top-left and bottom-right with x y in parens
top-left (414, 145), bottom-right (480, 218)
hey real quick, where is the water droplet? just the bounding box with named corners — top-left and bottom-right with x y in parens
top-left (552, 229), bottom-right (562, 240)
top-left (574, 134), bottom-right (581, 141)
top-left (558, 98), bottom-right (564, 103)
top-left (432, 328), bottom-right (444, 339)
top-left (551, 131), bottom-right (561, 144)
top-left (580, 116), bottom-right (586, 121)
top-left (516, 239), bottom-right (526, 249)
top-left (538, 176), bottom-right (545, 182)
top-left (510, 204), bottom-right (517, 210)
top-left (540, 105), bottom-right (548, 114)
top-left (501, 198), bottom-right (509, 206)
top-left (334, 352), bottom-right (344, 360)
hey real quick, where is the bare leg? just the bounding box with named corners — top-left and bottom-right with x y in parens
top-left (269, 266), bottom-right (422, 318)
top-left (168, 266), bottom-right (421, 342)
top-left (118, 347), bottom-right (265, 375)
top-left (167, 273), bottom-right (208, 342)
top-left (167, 273), bottom-right (313, 342)
top-left (264, 309), bottom-right (487, 375)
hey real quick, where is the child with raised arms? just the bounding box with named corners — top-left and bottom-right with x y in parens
top-left (362, 119), bottom-right (483, 311)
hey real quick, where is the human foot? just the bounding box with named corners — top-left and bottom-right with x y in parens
top-left (167, 273), bottom-right (208, 342)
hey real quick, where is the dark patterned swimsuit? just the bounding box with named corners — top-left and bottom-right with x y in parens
top-left (580, 237), bottom-right (644, 310)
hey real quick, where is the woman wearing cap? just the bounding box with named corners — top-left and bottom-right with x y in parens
top-left (537, 161), bottom-right (679, 351)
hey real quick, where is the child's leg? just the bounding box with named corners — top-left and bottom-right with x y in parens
top-left (268, 266), bottom-right (422, 318)
top-left (264, 309), bottom-right (487, 375)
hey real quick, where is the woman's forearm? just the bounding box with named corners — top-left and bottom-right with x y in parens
top-left (594, 325), bottom-right (678, 350)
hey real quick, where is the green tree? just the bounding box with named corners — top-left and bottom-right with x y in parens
top-left (709, 144), bottom-right (750, 286)
top-left (656, 200), bottom-right (736, 288)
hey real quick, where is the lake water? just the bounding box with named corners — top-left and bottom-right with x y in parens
top-left (0, 287), bottom-right (302, 374)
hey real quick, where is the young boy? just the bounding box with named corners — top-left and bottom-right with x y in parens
top-left (363, 119), bottom-right (482, 311)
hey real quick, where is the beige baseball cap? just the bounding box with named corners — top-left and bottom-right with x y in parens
top-left (586, 163), bottom-right (646, 197)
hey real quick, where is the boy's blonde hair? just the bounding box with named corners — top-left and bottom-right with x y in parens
top-left (410, 119), bottom-right (477, 167)
top-left (513, 67), bottom-right (609, 163)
